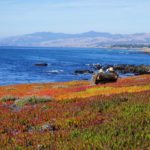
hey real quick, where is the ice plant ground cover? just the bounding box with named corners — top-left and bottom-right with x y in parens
top-left (0, 75), bottom-right (150, 149)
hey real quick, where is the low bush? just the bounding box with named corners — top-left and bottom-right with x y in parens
top-left (0, 95), bottom-right (19, 102)
top-left (15, 96), bottom-right (54, 107)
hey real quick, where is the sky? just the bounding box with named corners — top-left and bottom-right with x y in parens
top-left (0, 0), bottom-right (150, 37)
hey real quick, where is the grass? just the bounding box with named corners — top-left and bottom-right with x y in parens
top-left (59, 95), bottom-right (150, 150)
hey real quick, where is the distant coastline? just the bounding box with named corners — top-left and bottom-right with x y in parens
top-left (140, 48), bottom-right (150, 53)
top-left (1, 31), bottom-right (150, 49)
top-left (0, 45), bottom-right (150, 53)
top-left (109, 45), bottom-right (150, 53)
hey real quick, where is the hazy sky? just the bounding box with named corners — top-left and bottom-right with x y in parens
top-left (0, 0), bottom-right (150, 37)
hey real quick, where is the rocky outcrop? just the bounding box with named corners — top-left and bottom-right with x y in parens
top-left (91, 64), bottom-right (150, 75)
top-left (75, 64), bottom-right (150, 76)
top-left (113, 65), bottom-right (150, 75)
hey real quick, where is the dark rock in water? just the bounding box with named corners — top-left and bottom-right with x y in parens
top-left (114, 64), bottom-right (127, 71)
top-left (94, 64), bottom-right (102, 70)
top-left (75, 70), bottom-right (94, 74)
top-left (34, 63), bottom-right (48, 67)
top-left (87, 64), bottom-right (102, 70)
top-left (91, 64), bottom-right (102, 70)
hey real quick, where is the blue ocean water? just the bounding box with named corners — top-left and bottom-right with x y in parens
top-left (0, 47), bottom-right (150, 85)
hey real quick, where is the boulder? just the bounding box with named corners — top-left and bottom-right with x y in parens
top-left (92, 72), bottom-right (119, 84)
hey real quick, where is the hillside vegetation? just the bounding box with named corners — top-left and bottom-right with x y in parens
top-left (0, 75), bottom-right (150, 149)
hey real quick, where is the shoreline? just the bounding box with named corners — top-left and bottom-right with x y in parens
top-left (117, 47), bottom-right (150, 53)
top-left (0, 74), bottom-right (149, 88)
top-left (102, 46), bottom-right (150, 53)
top-left (0, 73), bottom-right (149, 87)
top-left (0, 45), bottom-right (150, 53)
top-left (140, 47), bottom-right (150, 53)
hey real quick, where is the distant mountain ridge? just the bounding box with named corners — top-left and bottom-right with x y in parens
top-left (0, 31), bottom-right (150, 48)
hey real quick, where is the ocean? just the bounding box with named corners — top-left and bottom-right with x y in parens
top-left (0, 47), bottom-right (150, 85)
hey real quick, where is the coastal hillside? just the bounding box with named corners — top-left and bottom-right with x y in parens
top-left (0, 75), bottom-right (150, 149)
top-left (1, 31), bottom-right (150, 48)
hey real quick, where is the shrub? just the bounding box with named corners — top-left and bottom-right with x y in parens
top-left (15, 96), bottom-right (54, 107)
top-left (1, 95), bottom-right (19, 102)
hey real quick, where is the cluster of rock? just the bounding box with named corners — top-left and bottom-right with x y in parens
top-left (113, 65), bottom-right (150, 75)
top-left (75, 64), bottom-right (150, 76)
top-left (34, 62), bottom-right (150, 76)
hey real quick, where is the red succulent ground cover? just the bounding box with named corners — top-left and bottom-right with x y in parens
top-left (0, 75), bottom-right (150, 149)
